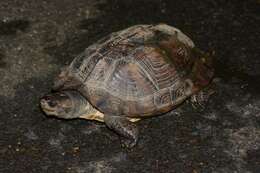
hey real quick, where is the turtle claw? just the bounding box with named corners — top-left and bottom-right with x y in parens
top-left (121, 139), bottom-right (136, 149)
top-left (120, 137), bottom-right (138, 149)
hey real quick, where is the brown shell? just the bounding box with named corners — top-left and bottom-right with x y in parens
top-left (69, 24), bottom-right (214, 117)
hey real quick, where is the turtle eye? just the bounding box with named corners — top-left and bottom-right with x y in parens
top-left (48, 99), bottom-right (57, 107)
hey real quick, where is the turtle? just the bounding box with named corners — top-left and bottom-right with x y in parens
top-left (40, 24), bottom-right (214, 148)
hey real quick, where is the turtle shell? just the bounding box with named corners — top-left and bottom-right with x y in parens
top-left (68, 24), bottom-right (214, 117)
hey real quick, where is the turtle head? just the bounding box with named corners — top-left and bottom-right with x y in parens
top-left (40, 91), bottom-right (90, 119)
top-left (52, 66), bottom-right (82, 91)
top-left (40, 91), bottom-right (74, 119)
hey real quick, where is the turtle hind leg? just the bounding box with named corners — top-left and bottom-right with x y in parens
top-left (104, 115), bottom-right (139, 148)
top-left (190, 87), bottom-right (215, 111)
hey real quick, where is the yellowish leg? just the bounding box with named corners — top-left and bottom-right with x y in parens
top-left (79, 110), bottom-right (141, 123)
top-left (79, 111), bottom-right (105, 122)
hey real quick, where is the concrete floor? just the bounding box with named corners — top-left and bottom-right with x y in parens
top-left (0, 0), bottom-right (259, 172)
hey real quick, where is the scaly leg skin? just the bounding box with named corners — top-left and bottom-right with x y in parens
top-left (190, 87), bottom-right (215, 111)
top-left (104, 115), bottom-right (139, 148)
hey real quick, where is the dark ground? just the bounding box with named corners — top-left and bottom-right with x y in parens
top-left (0, 0), bottom-right (260, 172)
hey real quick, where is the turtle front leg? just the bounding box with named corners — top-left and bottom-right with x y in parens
top-left (104, 115), bottom-right (139, 148)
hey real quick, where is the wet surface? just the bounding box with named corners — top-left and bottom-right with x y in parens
top-left (0, 0), bottom-right (259, 172)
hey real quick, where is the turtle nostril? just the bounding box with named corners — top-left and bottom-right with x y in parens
top-left (40, 99), bottom-right (46, 105)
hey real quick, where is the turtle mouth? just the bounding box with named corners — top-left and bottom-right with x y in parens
top-left (41, 106), bottom-right (56, 113)
top-left (40, 97), bottom-right (58, 115)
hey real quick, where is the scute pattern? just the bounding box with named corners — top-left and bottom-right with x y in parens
top-left (67, 24), bottom-right (208, 116)
top-left (105, 59), bottom-right (157, 98)
top-left (154, 88), bottom-right (172, 108)
top-left (87, 57), bottom-right (113, 82)
top-left (134, 46), bottom-right (179, 90)
top-left (76, 53), bottom-right (103, 82)
top-left (170, 79), bottom-right (193, 103)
